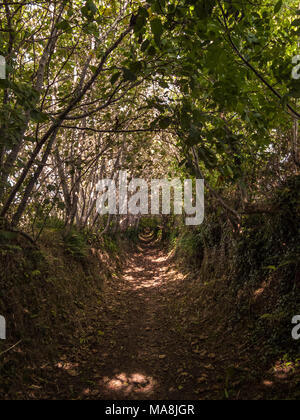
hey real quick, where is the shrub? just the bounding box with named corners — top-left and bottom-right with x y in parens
top-left (63, 231), bottom-right (88, 259)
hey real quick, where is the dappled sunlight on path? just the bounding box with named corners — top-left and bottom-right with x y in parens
top-left (24, 233), bottom-right (299, 401)
top-left (89, 234), bottom-right (192, 399)
top-left (122, 246), bottom-right (186, 291)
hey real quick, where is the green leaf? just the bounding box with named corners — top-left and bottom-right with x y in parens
top-left (159, 117), bottom-right (172, 129)
top-left (289, 80), bottom-right (300, 98)
top-left (86, 0), bottom-right (97, 14)
top-left (81, 1), bottom-right (97, 20)
top-left (90, 65), bottom-right (98, 73)
top-left (56, 20), bottom-right (72, 32)
top-left (150, 18), bottom-right (163, 37)
top-left (141, 39), bottom-right (150, 52)
top-left (289, 89), bottom-right (300, 98)
top-left (30, 110), bottom-right (49, 123)
top-left (291, 19), bottom-right (300, 27)
top-left (83, 22), bottom-right (98, 35)
top-left (122, 68), bottom-right (137, 82)
top-left (147, 46), bottom-right (157, 56)
top-left (111, 72), bottom-right (121, 85)
top-left (274, 0), bottom-right (282, 14)
top-left (138, 6), bottom-right (149, 18)
top-left (196, 0), bottom-right (215, 19)
top-left (134, 15), bottom-right (147, 33)
top-left (0, 79), bottom-right (10, 89)
top-left (129, 61), bottom-right (143, 74)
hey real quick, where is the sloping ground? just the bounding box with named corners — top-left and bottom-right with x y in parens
top-left (2, 233), bottom-right (296, 400)
top-left (0, 230), bottom-right (300, 400)
top-left (0, 230), bottom-right (123, 398)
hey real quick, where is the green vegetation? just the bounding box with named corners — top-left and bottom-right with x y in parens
top-left (0, 0), bottom-right (299, 400)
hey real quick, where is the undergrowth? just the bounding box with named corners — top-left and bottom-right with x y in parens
top-left (0, 226), bottom-right (134, 398)
top-left (168, 175), bottom-right (300, 399)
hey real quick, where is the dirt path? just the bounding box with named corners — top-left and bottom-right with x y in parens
top-left (39, 235), bottom-right (226, 400)
top-left (91, 236), bottom-right (197, 400)
top-left (19, 236), bottom-right (299, 400)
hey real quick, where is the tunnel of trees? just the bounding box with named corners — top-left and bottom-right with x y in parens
top-left (0, 0), bottom-right (299, 401)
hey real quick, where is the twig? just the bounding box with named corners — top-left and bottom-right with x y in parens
top-left (0, 340), bottom-right (22, 357)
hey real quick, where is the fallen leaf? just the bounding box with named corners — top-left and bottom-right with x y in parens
top-left (68, 370), bottom-right (79, 377)
top-left (204, 364), bottom-right (214, 370)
